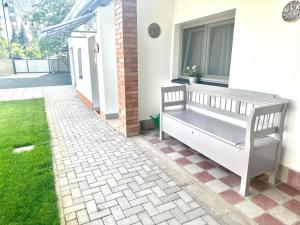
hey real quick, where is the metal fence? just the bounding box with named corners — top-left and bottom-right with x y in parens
top-left (14, 58), bottom-right (69, 73)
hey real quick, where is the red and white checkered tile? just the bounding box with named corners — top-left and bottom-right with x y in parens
top-left (143, 131), bottom-right (300, 225)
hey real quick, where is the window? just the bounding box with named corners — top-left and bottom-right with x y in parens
top-left (180, 18), bottom-right (234, 84)
top-left (77, 48), bottom-right (83, 79)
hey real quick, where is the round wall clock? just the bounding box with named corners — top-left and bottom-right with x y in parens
top-left (282, 1), bottom-right (300, 22)
top-left (148, 23), bottom-right (161, 38)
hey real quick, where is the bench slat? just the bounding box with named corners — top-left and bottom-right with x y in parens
top-left (188, 101), bottom-right (248, 121)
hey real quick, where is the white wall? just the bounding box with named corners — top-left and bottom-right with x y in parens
top-left (68, 37), bottom-right (93, 102)
top-left (0, 59), bottom-right (15, 75)
top-left (68, 4), bottom-right (118, 115)
top-left (96, 4), bottom-right (118, 115)
top-left (88, 36), bottom-right (100, 108)
top-left (169, 0), bottom-right (300, 172)
top-left (68, 46), bottom-right (76, 86)
top-left (137, 0), bottom-right (175, 120)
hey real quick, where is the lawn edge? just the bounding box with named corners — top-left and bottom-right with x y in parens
top-left (44, 97), bottom-right (66, 225)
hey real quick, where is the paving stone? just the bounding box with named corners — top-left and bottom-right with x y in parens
top-left (129, 196), bottom-right (149, 207)
top-left (143, 202), bottom-right (159, 216)
top-left (124, 205), bottom-right (144, 217)
top-left (167, 218), bottom-right (182, 225)
top-left (111, 205), bottom-right (125, 221)
top-left (174, 199), bottom-right (191, 213)
top-left (64, 203), bottom-right (86, 214)
top-left (117, 196), bottom-right (131, 210)
top-left (73, 195), bottom-right (93, 205)
top-left (183, 217), bottom-right (206, 225)
top-left (71, 188), bottom-right (82, 199)
top-left (189, 201), bottom-right (200, 209)
top-left (117, 215), bottom-right (139, 225)
top-left (86, 200), bottom-right (98, 214)
top-left (65, 212), bottom-right (76, 222)
top-left (89, 208), bottom-right (111, 221)
top-left (152, 211), bottom-right (174, 224)
top-left (171, 207), bottom-right (190, 224)
top-left (97, 199), bottom-right (118, 210)
top-left (124, 189), bottom-right (137, 201)
top-left (137, 211), bottom-right (155, 225)
top-left (93, 192), bottom-right (105, 204)
top-left (157, 202), bottom-right (177, 213)
top-left (102, 215), bottom-right (117, 225)
top-left (105, 191), bottom-right (123, 201)
top-left (177, 190), bottom-right (193, 203)
top-left (76, 209), bottom-right (89, 224)
top-left (158, 222), bottom-right (168, 225)
top-left (235, 199), bottom-right (264, 219)
top-left (87, 219), bottom-right (104, 225)
top-left (152, 186), bottom-right (166, 198)
top-left (62, 195), bottom-right (74, 208)
top-left (66, 219), bottom-right (79, 225)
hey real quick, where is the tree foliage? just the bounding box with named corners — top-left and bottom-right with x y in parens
top-left (11, 29), bottom-right (18, 43)
top-left (17, 24), bottom-right (28, 47)
top-left (26, 38), bottom-right (42, 59)
top-left (0, 37), bottom-right (9, 58)
top-left (27, 0), bottom-right (75, 57)
top-left (11, 42), bottom-right (25, 59)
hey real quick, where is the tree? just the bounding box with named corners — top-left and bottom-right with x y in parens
top-left (11, 29), bottom-right (18, 44)
top-left (18, 24), bottom-right (28, 47)
top-left (11, 42), bottom-right (25, 59)
top-left (0, 37), bottom-right (9, 58)
top-left (27, 0), bottom-right (75, 57)
top-left (26, 38), bottom-right (42, 59)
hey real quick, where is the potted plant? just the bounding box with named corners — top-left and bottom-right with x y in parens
top-left (186, 65), bottom-right (201, 83)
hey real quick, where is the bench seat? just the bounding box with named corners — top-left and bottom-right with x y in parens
top-left (165, 109), bottom-right (246, 146)
top-left (165, 109), bottom-right (279, 150)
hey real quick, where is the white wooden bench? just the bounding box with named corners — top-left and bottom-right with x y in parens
top-left (160, 84), bottom-right (289, 196)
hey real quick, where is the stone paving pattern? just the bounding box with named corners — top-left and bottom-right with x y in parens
top-left (143, 131), bottom-right (300, 225)
top-left (45, 91), bottom-right (223, 225)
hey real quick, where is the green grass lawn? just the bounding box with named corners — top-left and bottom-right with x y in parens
top-left (0, 99), bottom-right (59, 225)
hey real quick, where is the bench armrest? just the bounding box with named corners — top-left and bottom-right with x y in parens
top-left (161, 85), bottom-right (186, 112)
top-left (246, 102), bottom-right (289, 147)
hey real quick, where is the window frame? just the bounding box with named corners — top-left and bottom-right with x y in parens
top-left (178, 9), bottom-right (235, 85)
top-left (181, 26), bottom-right (206, 76)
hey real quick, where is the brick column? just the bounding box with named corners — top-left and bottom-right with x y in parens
top-left (114, 0), bottom-right (140, 137)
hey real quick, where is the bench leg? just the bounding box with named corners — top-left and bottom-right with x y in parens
top-left (160, 130), bottom-right (165, 140)
top-left (240, 175), bottom-right (251, 196)
top-left (269, 141), bottom-right (282, 186)
top-left (269, 166), bottom-right (280, 186)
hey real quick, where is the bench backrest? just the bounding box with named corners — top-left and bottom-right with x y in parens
top-left (186, 84), bottom-right (278, 121)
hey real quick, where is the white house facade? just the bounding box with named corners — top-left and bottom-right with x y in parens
top-left (42, 0), bottom-right (300, 191)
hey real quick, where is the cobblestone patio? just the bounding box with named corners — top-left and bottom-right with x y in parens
top-left (45, 89), bottom-right (224, 225)
top-left (143, 132), bottom-right (300, 225)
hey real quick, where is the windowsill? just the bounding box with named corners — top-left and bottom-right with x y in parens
top-left (199, 77), bottom-right (228, 85)
top-left (178, 76), bottom-right (229, 85)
